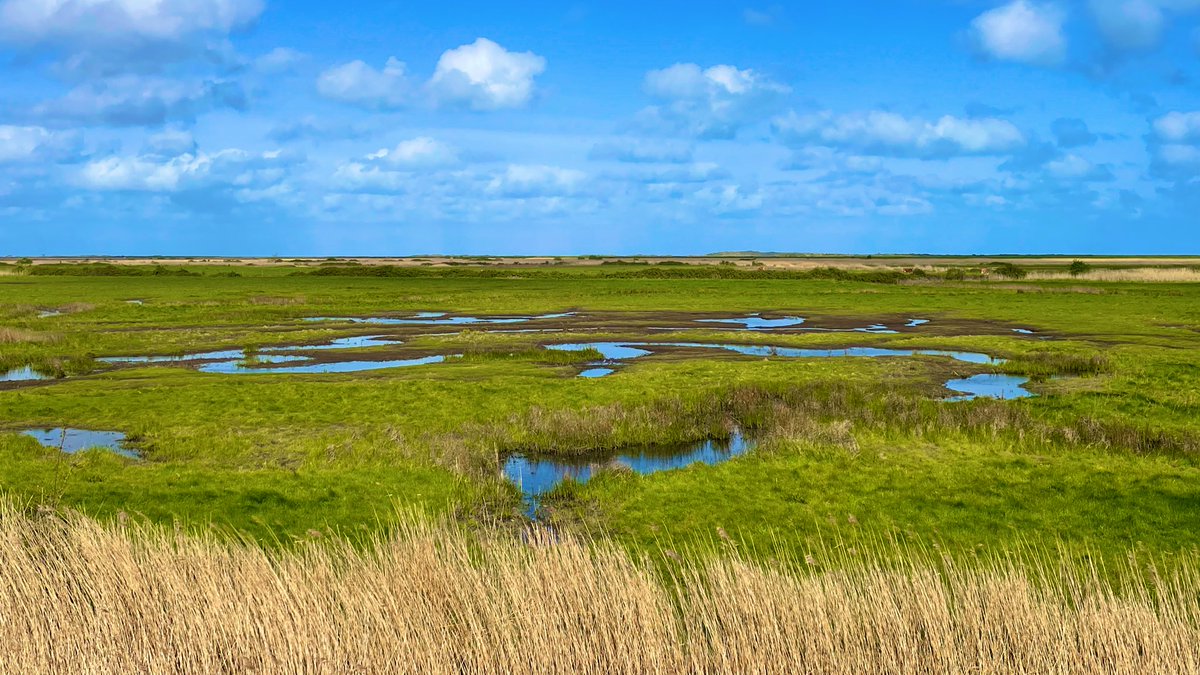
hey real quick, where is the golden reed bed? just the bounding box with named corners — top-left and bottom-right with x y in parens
top-left (2, 508), bottom-right (1198, 674)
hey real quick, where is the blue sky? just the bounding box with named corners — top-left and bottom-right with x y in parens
top-left (1, 1), bottom-right (1198, 255)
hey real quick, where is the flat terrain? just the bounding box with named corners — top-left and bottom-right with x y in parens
top-left (1, 258), bottom-right (1199, 562)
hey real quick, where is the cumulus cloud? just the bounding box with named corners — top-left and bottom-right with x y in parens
top-left (1043, 153), bottom-right (1114, 180)
top-left (30, 76), bottom-right (246, 126)
top-left (367, 137), bottom-right (460, 169)
top-left (0, 125), bottom-right (82, 163)
top-left (588, 139), bottom-right (694, 163)
top-left (330, 138), bottom-right (463, 194)
top-left (1149, 110), bottom-right (1200, 177)
top-left (316, 58), bottom-right (411, 110)
top-left (970, 1), bottom-right (1066, 66)
top-left (1153, 111), bottom-right (1200, 143)
top-left (428, 38), bottom-right (546, 110)
top-left (486, 164), bottom-right (586, 198)
top-left (773, 110), bottom-right (1025, 158)
top-left (0, 0), bottom-right (263, 74)
top-left (638, 63), bottom-right (790, 138)
top-left (318, 39), bottom-right (545, 111)
top-left (77, 147), bottom-right (301, 192)
top-left (0, 0), bottom-right (262, 43)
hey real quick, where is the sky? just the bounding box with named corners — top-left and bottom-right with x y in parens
top-left (0, 1), bottom-right (1198, 255)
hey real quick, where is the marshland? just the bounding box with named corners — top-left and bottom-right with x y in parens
top-left (2, 255), bottom-right (1200, 672)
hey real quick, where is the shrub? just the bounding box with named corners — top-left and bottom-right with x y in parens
top-left (1068, 260), bottom-right (1090, 276)
top-left (989, 262), bottom-right (1027, 279)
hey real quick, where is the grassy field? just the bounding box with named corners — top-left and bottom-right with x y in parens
top-left (1, 259), bottom-right (1199, 561)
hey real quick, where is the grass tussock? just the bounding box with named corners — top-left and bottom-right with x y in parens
top-left (0, 327), bottom-right (57, 344)
top-left (2, 506), bottom-right (1199, 674)
top-left (437, 381), bottom-right (1198, 468)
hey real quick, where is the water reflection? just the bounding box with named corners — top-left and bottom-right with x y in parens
top-left (2, 367), bottom-right (49, 382)
top-left (696, 314), bottom-right (806, 329)
top-left (548, 341), bottom-right (1001, 377)
top-left (505, 430), bottom-right (754, 516)
top-left (198, 354), bottom-right (451, 374)
top-left (945, 374), bottom-right (1034, 401)
top-left (21, 428), bottom-right (139, 459)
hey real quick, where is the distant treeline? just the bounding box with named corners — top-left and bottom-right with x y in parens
top-left (300, 264), bottom-right (913, 283)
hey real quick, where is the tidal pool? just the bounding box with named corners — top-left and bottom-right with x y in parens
top-left (696, 314), bottom-right (806, 329)
top-left (505, 430), bottom-right (754, 516)
top-left (694, 315), bottom-right (907, 333)
top-left (304, 312), bottom-right (575, 325)
top-left (2, 366), bottom-right (49, 382)
top-left (198, 354), bottom-right (452, 374)
top-left (945, 374), bottom-right (1034, 401)
top-left (905, 319), bottom-right (930, 327)
top-left (263, 335), bottom-right (402, 351)
top-left (21, 428), bottom-right (139, 459)
top-left (548, 341), bottom-right (1000, 375)
top-left (100, 348), bottom-right (246, 364)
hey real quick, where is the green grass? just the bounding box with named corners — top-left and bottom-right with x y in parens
top-left (2, 266), bottom-right (1199, 558)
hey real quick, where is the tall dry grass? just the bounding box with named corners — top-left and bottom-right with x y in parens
top-left (1028, 267), bottom-right (1200, 282)
top-left (2, 506), bottom-right (1199, 673)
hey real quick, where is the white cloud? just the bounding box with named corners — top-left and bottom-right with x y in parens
top-left (486, 164), bottom-right (585, 197)
top-left (1044, 154), bottom-right (1112, 180)
top-left (428, 38), bottom-right (546, 110)
top-left (0, 0), bottom-right (262, 44)
top-left (331, 163), bottom-right (411, 193)
top-left (1153, 111), bottom-right (1200, 143)
top-left (31, 75), bottom-right (246, 126)
top-left (367, 137), bottom-right (460, 169)
top-left (0, 125), bottom-right (80, 163)
top-left (970, 1), bottom-right (1066, 66)
top-left (0, 0), bottom-right (262, 75)
top-left (773, 110), bottom-right (1025, 158)
top-left (1150, 111), bottom-right (1200, 177)
top-left (318, 39), bottom-right (546, 111)
top-left (638, 62), bottom-right (790, 138)
top-left (1156, 144), bottom-right (1200, 166)
top-left (316, 58), bottom-right (411, 110)
top-left (77, 148), bottom-right (299, 192)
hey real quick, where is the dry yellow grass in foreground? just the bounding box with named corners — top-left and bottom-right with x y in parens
top-left (2, 508), bottom-right (1199, 674)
